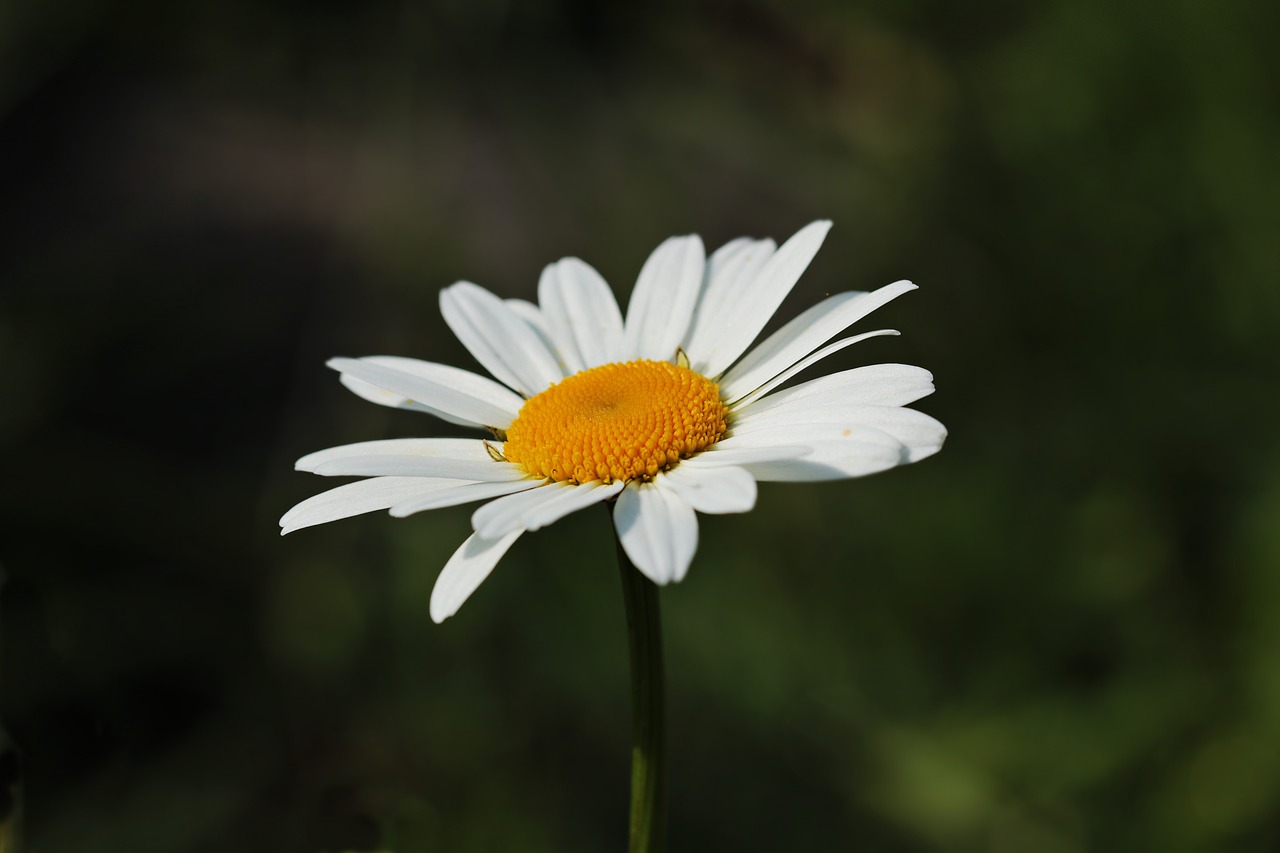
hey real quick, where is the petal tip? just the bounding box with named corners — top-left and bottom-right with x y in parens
top-left (642, 567), bottom-right (673, 587)
top-left (439, 280), bottom-right (478, 304)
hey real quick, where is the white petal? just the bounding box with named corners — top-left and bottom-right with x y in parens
top-left (471, 482), bottom-right (568, 539)
top-left (684, 238), bottom-right (776, 374)
top-left (388, 478), bottom-right (545, 517)
top-left (719, 281), bottom-right (917, 401)
top-left (314, 455), bottom-right (527, 480)
top-left (719, 421), bottom-right (904, 453)
top-left (504, 298), bottom-right (570, 373)
top-left (706, 236), bottom-right (762, 294)
top-left (440, 282), bottom-right (565, 396)
top-left (694, 221), bottom-right (831, 378)
top-left (295, 438), bottom-right (493, 472)
top-left (538, 257), bottom-right (626, 371)
top-left (280, 476), bottom-right (463, 535)
top-left (337, 377), bottom-right (426, 413)
top-left (624, 235), bottom-right (706, 361)
top-left (659, 464), bottom-right (757, 514)
top-left (504, 298), bottom-right (552, 337)
top-left (736, 432), bottom-right (908, 482)
top-left (535, 265), bottom-right (584, 374)
top-left (430, 530), bottom-right (522, 623)
top-left (613, 481), bottom-right (699, 584)
top-left (330, 356), bottom-right (523, 429)
top-left (849, 407), bottom-right (947, 462)
top-left (731, 403), bottom-right (946, 463)
top-left (726, 330), bottom-right (900, 408)
top-left (519, 479), bottom-right (625, 531)
top-left (734, 364), bottom-right (935, 420)
top-left (471, 479), bottom-right (624, 540)
top-left (680, 445), bottom-right (812, 467)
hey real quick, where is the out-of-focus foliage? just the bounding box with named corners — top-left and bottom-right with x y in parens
top-left (2, 0), bottom-right (1277, 850)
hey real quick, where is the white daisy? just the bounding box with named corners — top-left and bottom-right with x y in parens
top-left (281, 221), bottom-right (945, 622)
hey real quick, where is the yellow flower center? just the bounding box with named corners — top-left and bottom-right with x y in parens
top-left (503, 359), bottom-right (728, 484)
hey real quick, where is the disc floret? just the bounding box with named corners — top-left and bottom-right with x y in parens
top-left (503, 360), bottom-right (728, 484)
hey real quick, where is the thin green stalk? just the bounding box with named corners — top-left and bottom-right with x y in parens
top-left (611, 509), bottom-right (667, 853)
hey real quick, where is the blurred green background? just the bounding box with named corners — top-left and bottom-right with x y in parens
top-left (2, 0), bottom-right (1278, 850)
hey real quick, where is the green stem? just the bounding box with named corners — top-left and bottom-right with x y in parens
top-left (611, 509), bottom-right (667, 853)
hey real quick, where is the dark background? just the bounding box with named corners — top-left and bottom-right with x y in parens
top-left (3, 0), bottom-right (1278, 850)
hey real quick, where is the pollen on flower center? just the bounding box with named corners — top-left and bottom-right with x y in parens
top-left (502, 359), bottom-right (728, 484)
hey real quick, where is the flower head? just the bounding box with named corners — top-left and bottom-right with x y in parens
top-left (281, 222), bottom-right (945, 622)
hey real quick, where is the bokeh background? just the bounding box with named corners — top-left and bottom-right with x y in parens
top-left (3, 0), bottom-right (1278, 850)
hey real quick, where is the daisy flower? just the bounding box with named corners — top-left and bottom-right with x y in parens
top-left (281, 221), bottom-right (945, 622)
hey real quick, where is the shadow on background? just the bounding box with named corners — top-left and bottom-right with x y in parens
top-left (2, 0), bottom-right (1278, 850)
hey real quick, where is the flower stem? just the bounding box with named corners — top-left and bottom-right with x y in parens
top-left (611, 512), bottom-right (667, 853)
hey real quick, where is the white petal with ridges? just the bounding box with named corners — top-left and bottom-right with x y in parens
top-left (684, 238), bottom-right (776, 372)
top-left (504, 298), bottom-right (551, 336)
top-left (705, 237), bottom-right (756, 285)
top-left (313, 455), bottom-right (527, 480)
top-left (337, 376), bottom-right (428, 413)
top-left (613, 481), bottom-right (698, 585)
top-left (720, 422), bottom-right (903, 453)
top-left (694, 221), bottom-right (831, 378)
top-left (736, 430), bottom-right (910, 481)
top-left (730, 404), bottom-right (946, 462)
top-left (727, 329), bottom-right (900, 408)
top-left (330, 356), bottom-right (523, 429)
top-left (539, 257), bottom-right (626, 370)
top-left (280, 476), bottom-right (464, 535)
top-left (734, 364), bottom-right (935, 419)
top-left (471, 479), bottom-right (625, 540)
top-left (503, 298), bottom-right (569, 373)
top-left (519, 479), bottom-right (624, 531)
top-left (659, 464), bottom-right (757, 514)
top-left (440, 282), bottom-right (565, 396)
top-left (430, 530), bottom-right (523, 623)
top-left (720, 281), bottom-right (916, 401)
top-left (680, 445), bottom-right (812, 467)
top-left (295, 438), bottom-right (493, 473)
top-left (389, 478), bottom-right (545, 517)
top-left (471, 482), bottom-right (568, 539)
top-left (535, 267), bottom-right (583, 374)
top-left (625, 235), bottom-right (706, 361)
